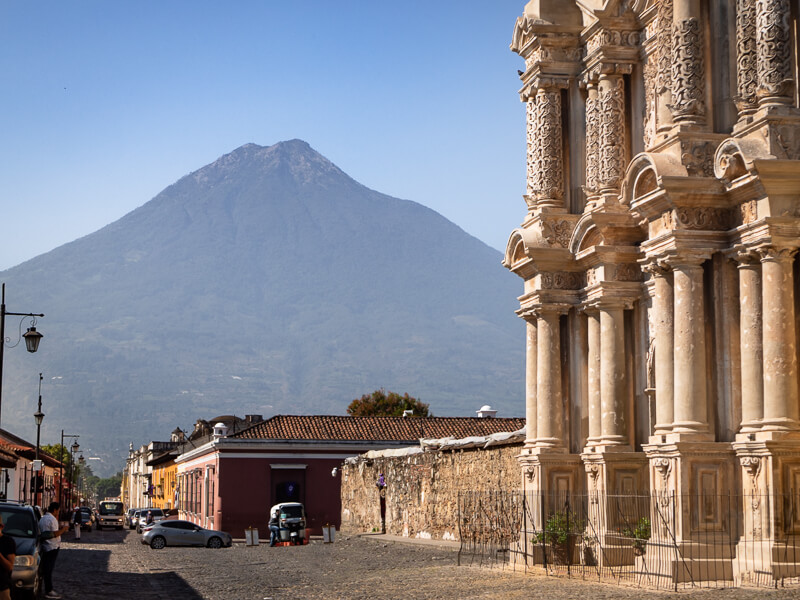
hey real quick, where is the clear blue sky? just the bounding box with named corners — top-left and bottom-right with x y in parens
top-left (0, 1), bottom-right (528, 271)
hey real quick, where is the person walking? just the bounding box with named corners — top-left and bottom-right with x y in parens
top-left (0, 515), bottom-right (16, 600)
top-left (39, 502), bottom-right (69, 600)
top-left (71, 507), bottom-right (81, 541)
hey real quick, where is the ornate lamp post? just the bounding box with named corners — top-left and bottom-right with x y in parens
top-left (33, 373), bottom-right (44, 507)
top-left (0, 283), bottom-right (44, 426)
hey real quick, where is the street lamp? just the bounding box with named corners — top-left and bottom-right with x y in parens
top-left (33, 373), bottom-right (44, 507)
top-left (0, 283), bottom-right (44, 426)
top-left (58, 432), bottom-right (79, 506)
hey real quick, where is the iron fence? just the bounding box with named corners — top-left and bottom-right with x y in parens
top-left (457, 490), bottom-right (800, 590)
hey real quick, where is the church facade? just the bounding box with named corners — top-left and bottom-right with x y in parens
top-left (504, 0), bottom-right (800, 580)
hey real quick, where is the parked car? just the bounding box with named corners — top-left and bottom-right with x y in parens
top-left (125, 508), bottom-right (139, 529)
top-left (136, 508), bottom-right (165, 533)
top-left (142, 520), bottom-right (232, 549)
top-left (0, 502), bottom-right (42, 598)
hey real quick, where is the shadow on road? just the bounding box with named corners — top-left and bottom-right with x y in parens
top-left (58, 547), bottom-right (203, 599)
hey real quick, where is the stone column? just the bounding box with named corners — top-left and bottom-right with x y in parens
top-left (586, 309), bottom-right (601, 445)
top-left (755, 0), bottom-right (795, 107)
top-left (531, 84), bottom-right (565, 209)
top-left (737, 251), bottom-right (763, 430)
top-left (760, 246), bottom-right (799, 430)
top-left (734, 0), bottom-right (758, 116)
top-left (672, 257), bottom-right (710, 435)
top-left (655, 0), bottom-right (674, 132)
top-left (525, 315), bottom-right (538, 445)
top-left (600, 302), bottom-right (627, 445)
top-left (584, 81), bottom-right (600, 208)
top-left (536, 307), bottom-right (565, 448)
top-left (650, 265), bottom-right (675, 436)
top-left (597, 73), bottom-right (627, 197)
top-left (670, 0), bottom-right (706, 125)
top-left (525, 97), bottom-right (536, 200)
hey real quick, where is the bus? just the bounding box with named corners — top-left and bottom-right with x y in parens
top-left (96, 500), bottom-right (125, 530)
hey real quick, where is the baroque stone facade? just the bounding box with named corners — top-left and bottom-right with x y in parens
top-left (505, 0), bottom-right (800, 582)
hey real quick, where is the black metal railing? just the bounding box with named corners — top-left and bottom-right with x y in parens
top-left (457, 490), bottom-right (800, 590)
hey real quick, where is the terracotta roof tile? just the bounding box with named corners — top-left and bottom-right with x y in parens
top-left (231, 415), bottom-right (525, 442)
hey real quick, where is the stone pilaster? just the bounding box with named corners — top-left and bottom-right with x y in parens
top-left (599, 301), bottom-right (628, 446)
top-left (655, 0), bottom-right (674, 134)
top-left (586, 309), bottom-right (602, 446)
top-left (670, 0), bottom-right (706, 126)
top-left (584, 80), bottom-right (601, 208)
top-left (652, 265), bottom-right (675, 437)
top-left (531, 83), bottom-right (567, 210)
top-left (736, 250), bottom-right (764, 433)
top-left (525, 314), bottom-right (538, 445)
top-left (759, 246), bottom-right (799, 433)
top-left (671, 255), bottom-right (711, 439)
top-left (536, 306), bottom-right (567, 448)
top-left (734, 0), bottom-right (758, 117)
top-left (755, 0), bottom-right (795, 107)
top-left (597, 72), bottom-right (628, 201)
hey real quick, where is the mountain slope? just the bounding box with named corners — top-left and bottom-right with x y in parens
top-left (0, 140), bottom-right (523, 475)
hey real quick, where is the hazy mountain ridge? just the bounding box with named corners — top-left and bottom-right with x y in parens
top-left (0, 140), bottom-right (523, 476)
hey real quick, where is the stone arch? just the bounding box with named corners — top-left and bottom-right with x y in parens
top-left (621, 152), bottom-right (686, 207)
top-left (569, 213), bottom-right (602, 254)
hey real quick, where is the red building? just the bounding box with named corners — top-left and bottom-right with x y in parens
top-left (176, 414), bottom-right (525, 537)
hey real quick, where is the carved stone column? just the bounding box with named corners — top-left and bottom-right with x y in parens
top-left (525, 97), bottom-right (537, 200)
top-left (655, 0), bottom-right (674, 133)
top-left (755, 0), bottom-right (795, 107)
top-left (734, 0), bottom-right (758, 116)
top-left (672, 256), bottom-right (710, 437)
top-left (737, 251), bottom-right (763, 431)
top-left (525, 315), bottom-right (538, 445)
top-left (670, 0), bottom-right (706, 126)
top-left (597, 72), bottom-right (627, 198)
top-left (647, 264), bottom-right (675, 437)
top-left (760, 246), bottom-right (799, 431)
top-left (531, 83), bottom-right (566, 209)
top-left (584, 80), bottom-right (600, 208)
top-left (586, 309), bottom-right (601, 446)
top-left (536, 306), bottom-right (566, 448)
top-left (599, 301), bottom-right (627, 445)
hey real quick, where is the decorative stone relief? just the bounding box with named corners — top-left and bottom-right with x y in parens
top-left (670, 17), bottom-right (706, 123)
top-left (740, 456), bottom-right (763, 539)
top-left (642, 55), bottom-right (657, 148)
top-left (598, 76), bottom-right (627, 192)
top-left (539, 271), bottom-right (582, 290)
top-left (755, 0), bottom-right (794, 104)
top-left (735, 0), bottom-right (758, 114)
top-left (532, 87), bottom-right (565, 204)
top-left (524, 465), bottom-right (537, 483)
top-left (675, 207), bottom-right (732, 231)
top-left (661, 209), bottom-right (675, 231)
top-left (614, 263), bottom-right (643, 282)
top-left (586, 268), bottom-right (597, 287)
top-left (526, 100), bottom-right (536, 197)
top-left (585, 84), bottom-right (600, 194)
top-left (680, 140), bottom-right (716, 177)
top-left (771, 125), bottom-right (800, 160)
top-left (738, 200), bottom-right (758, 225)
top-left (586, 29), bottom-right (641, 56)
top-left (656, 0), bottom-right (674, 97)
top-left (540, 219), bottom-right (575, 248)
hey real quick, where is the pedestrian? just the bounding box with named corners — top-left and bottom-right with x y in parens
top-left (146, 510), bottom-right (153, 525)
top-left (39, 501), bottom-right (69, 600)
top-left (71, 507), bottom-right (81, 541)
top-left (0, 515), bottom-right (16, 600)
top-left (268, 508), bottom-right (280, 547)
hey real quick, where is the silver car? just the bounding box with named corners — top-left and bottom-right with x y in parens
top-left (141, 520), bottom-right (232, 549)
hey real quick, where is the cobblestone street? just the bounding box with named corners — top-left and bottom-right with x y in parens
top-left (49, 528), bottom-right (800, 600)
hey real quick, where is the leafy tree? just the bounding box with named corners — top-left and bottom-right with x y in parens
top-left (95, 472), bottom-right (123, 500)
top-left (347, 389), bottom-right (431, 417)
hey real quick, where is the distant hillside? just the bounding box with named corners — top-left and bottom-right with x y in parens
top-left (0, 140), bottom-right (523, 475)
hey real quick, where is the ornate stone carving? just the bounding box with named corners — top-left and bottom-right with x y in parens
top-left (740, 456), bottom-right (761, 478)
top-left (598, 76), bottom-right (627, 192)
top-left (586, 28), bottom-right (641, 56)
top-left (531, 87), bottom-right (564, 204)
top-left (642, 55), bottom-right (657, 148)
top-left (670, 18), bottom-right (706, 123)
top-left (675, 207), bottom-right (732, 231)
top-left (614, 263), bottom-right (642, 282)
top-left (680, 140), bottom-right (716, 177)
top-left (539, 271), bottom-right (582, 290)
top-left (755, 0), bottom-right (794, 104)
top-left (655, 0), bottom-right (673, 97)
top-left (541, 219), bottom-right (574, 248)
top-left (661, 210), bottom-right (674, 230)
top-left (735, 0), bottom-right (758, 114)
top-left (739, 200), bottom-right (758, 225)
top-left (653, 457), bottom-right (671, 487)
top-left (586, 268), bottom-right (597, 287)
top-left (585, 84), bottom-right (600, 194)
top-left (526, 100), bottom-right (536, 197)
top-left (524, 465), bottom-right (537, 483)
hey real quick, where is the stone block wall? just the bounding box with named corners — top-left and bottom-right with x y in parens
top-left (340, 443), bottom-right (523, 540)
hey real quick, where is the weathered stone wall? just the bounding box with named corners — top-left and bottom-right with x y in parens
top-left (340, 443), bottom-right (522, 540)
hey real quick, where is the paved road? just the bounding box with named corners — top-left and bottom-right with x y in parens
top-left (48, 528), bottom-right (800, 599)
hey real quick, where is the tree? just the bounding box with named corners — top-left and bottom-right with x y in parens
top-left (347, 389), bottom-right (431, 417)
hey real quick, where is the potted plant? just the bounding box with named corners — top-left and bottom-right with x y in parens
top-left (622, 517), bottom-right (651, 556)
top-left (534, 509), bottom-right (585, 565)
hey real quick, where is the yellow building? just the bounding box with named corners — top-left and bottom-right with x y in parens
top-left (148, 449), bottom-right (178, 511)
